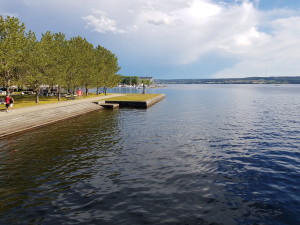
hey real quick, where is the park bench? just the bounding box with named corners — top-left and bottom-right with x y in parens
top-left (65, 94), bottom-right (77, 100)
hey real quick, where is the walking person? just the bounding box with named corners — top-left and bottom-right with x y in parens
top-left (4, 95), bottom-right (14, 112)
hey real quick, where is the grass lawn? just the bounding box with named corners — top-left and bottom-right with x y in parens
top-left (0, 93), bottom-right (108, 109)
top-left (104, 94), bottom-right (161, 102)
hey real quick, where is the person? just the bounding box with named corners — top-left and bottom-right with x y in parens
top-left (9, 96), bottom-right (14, 111)
top-left (4, 95), bottom-right (14, 112)
top-left (76, 89), bottom-right (83, 96)
top-left (142, 84), bottom-right (146, 94)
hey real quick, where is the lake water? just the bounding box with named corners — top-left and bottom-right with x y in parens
top-left (1, 84), bottom-right (300, 225)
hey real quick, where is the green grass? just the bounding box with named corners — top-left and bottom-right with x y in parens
top-left (0, 93), bottom-right (109, 109)
top-left (105, 94), bottom-right (161, 102)
top-left (0, 93), bottom-right (159, 110)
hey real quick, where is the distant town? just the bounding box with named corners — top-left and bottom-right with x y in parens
top-left (157, 76), bottom-right (300, 84)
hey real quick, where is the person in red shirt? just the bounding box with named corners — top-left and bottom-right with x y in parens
top-left (76, 89), bottom-right (83, 96)
top-left (4, 95), bottom-right (14, 112)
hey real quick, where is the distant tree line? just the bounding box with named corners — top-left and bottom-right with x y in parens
top-left (0, 16), bottom-right (121, 102)
top-left (159, 77), bottom-right (300, 84)
top-left (120, 76), bottom-right (152, 85)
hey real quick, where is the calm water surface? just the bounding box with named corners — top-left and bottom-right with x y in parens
top-left (1, 84), bottom-right (300, 225)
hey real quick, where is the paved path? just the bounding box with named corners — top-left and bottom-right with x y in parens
top-left (0, 94), bottom-right (123, 138)
top-left (0, 94), bottom-right (123, 118)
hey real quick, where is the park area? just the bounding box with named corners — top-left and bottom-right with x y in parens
top-left (0, 93), bottom-right (162, 110)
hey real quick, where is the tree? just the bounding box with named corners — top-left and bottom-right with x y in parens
top-left (45, 32), bottom-right (68, 101)
top-left (141, 79), bottom-right (151, 85)
top-left (93, 45), bottom-right (107, 95)
top-left (120, 76), bottom-right (133, 85)
top-left (77, 38), bottom-right (95, 96)
top-left (66, 36), bottom-right (95, 96)
top-left (1, 16), bottom-right (122, 100)
top-left (131, 76), bottom-right (140, 85)
top-left (65, 38), bottom-right (80, 95)
top-left (24, 32), bottom-right (54, 103)
top-left (103, 74), bottom-right (121, 95)
top-left (0, 16), bottom-right (28, 95)
top-left (95, 46), bottom-right (121, 95)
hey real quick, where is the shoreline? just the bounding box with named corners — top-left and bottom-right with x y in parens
top-left (0, 94), bottom-right (165, 139)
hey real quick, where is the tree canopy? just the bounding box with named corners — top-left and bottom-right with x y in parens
top-left (0, 15), bottom-right (121, 100)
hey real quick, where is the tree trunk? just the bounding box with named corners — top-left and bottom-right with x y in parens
top-left (6, 85), bottom-right (10, 96)
top-left (58, 85), bottom-right (61, 101)
top-left (33, 82), bottom-right (39, 103)
top-left (6, 78), bottom-right (11, 96)
top-left (35, 91), bottom-right (39, 103)
top-left (96, 87), bottom-right (100, 95)
top-left (85, 85), bottom-right (89, 96)
top-left (104, 87), bottom-right (107, 95)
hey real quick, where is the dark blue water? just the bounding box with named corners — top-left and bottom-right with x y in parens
top-left (1, 84), bottom-right (300, 225)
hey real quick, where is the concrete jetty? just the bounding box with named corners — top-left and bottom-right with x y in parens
top-left (100, 103), bottom-right (120, 109)
top-left (105, 94), bottom-right (165, 108)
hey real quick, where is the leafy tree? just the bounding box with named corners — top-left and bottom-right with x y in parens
top-left (1, 16), bottom-right (122, 101)
top-left (93, 45), bottom-right (108, 95)
top-left (131, 76), bottom-right (140, 85)
top-left (141, 79), bottom-right (151, 85)
top-left (120, 76), bottom-right (133, 85)
top-left (24, 32), bottom-right (55, 103)
top-left (45, 32), bottom-right (68, 101)
top-left (98, 46), bottom-right (121, 95)
top-left (67, 36), bottom-right (94, 96)
top-left (104, 74), bottom-right (121, 94)
top-left (77, 38), bottom-right (95, 96)
top-left (0, 16), bottom-right (28, 95)
top-left (65, 38), bottom-right (80, 94)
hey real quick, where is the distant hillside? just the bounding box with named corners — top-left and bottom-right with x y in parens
top-left (158, 76), bottom-right (300, 84)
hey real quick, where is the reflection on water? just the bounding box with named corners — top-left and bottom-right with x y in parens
top-left (0, 111), bottom-right (122, 224)
top-left (1, 85), bottom-right (300, 225)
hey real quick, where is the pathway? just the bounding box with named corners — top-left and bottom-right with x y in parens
top-left (0, 94), bottom-right (123, 138)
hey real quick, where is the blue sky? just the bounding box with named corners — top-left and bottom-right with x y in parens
top-left (1, 0), bottom-right (300, 79)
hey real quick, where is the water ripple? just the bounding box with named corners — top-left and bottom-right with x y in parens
top-left (1, 85), bottom-right (300, 224)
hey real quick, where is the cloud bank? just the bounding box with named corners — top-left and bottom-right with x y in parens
top-left (2, 0), bottom-right (300, 78)
top-left (81, 0), bottom-right (300, 77)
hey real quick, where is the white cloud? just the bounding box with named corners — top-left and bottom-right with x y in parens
top-left (139, 11), bottom-right (181, 26)
top-left (105, 0), bottom-right (300, 77)
top-left (1, 12), bottom-right (18, 17)
top-left (6, 0), bottom-right (300, 78)
top-left (123, 0), bottom-right (266, 64)
top-left (188, 0), bottom-right (221, 19)
top-left (83, 11), bottom-right (125, 34)
top-left (235, 28), bottom-right (262, 46)
top-left (214, 14), bottom-right (300, 77)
